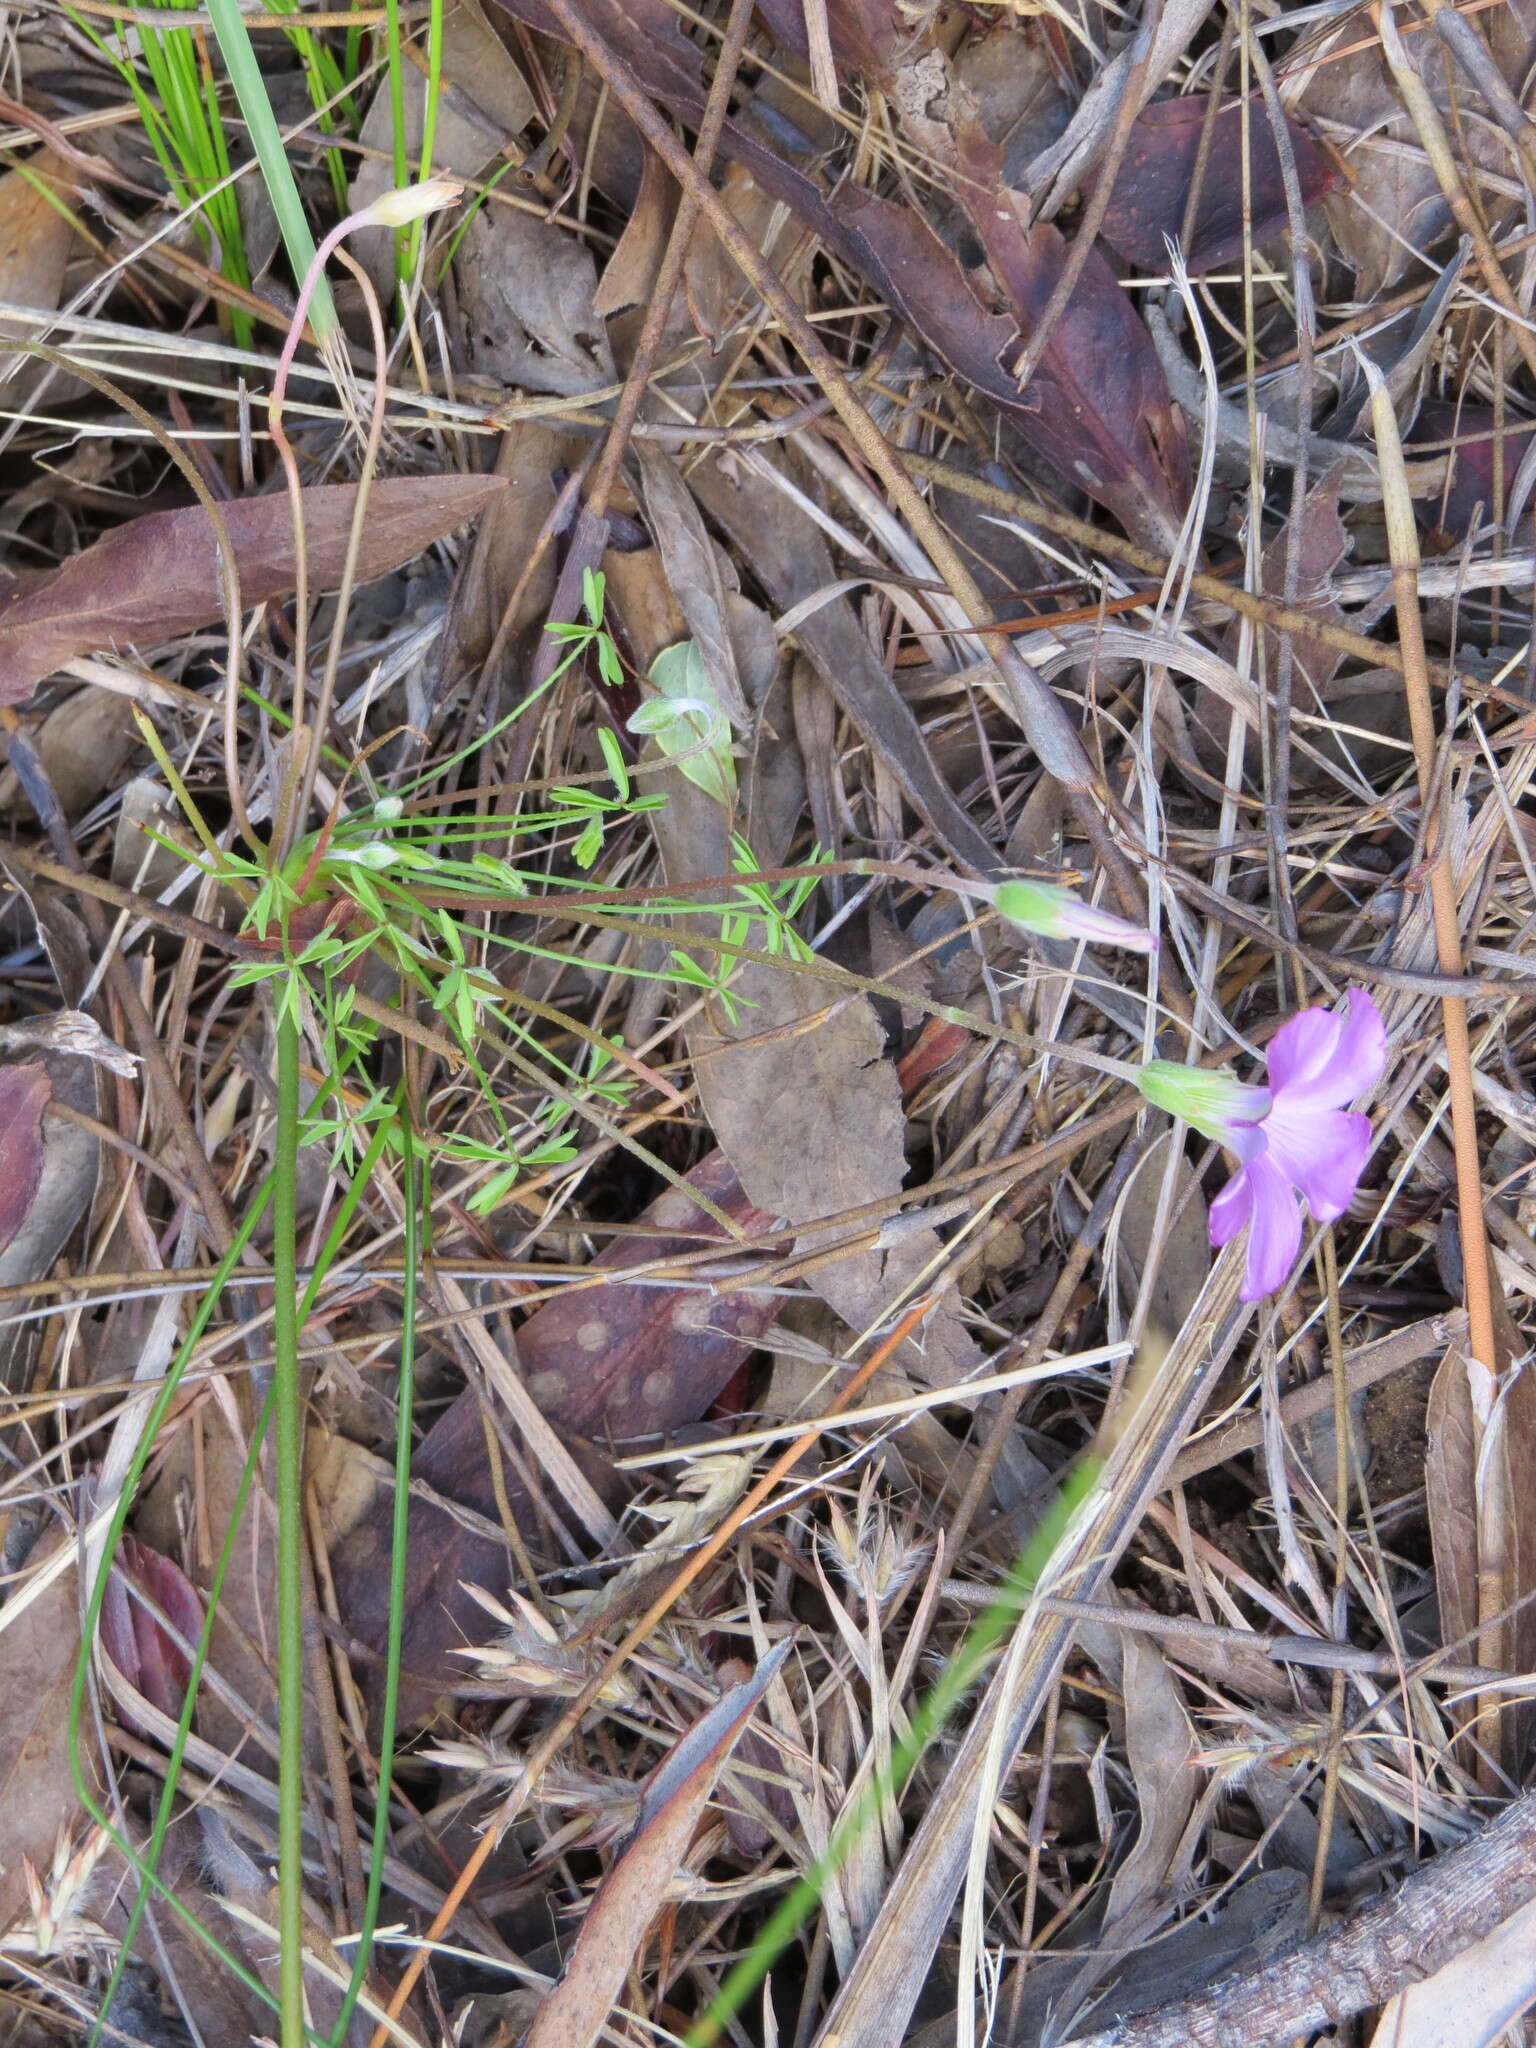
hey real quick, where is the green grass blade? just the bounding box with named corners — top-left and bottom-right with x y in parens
top-left (200, 0), bottom-right (337, 340)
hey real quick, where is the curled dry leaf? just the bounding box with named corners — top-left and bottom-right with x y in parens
top-left (521, 1642), bottom-right (791, 2048)
top-left (0, 474), bottom-right (508, 706)
top-left (98, 1534), bottom-right (204, 1730)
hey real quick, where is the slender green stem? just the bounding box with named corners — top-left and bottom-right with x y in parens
top-left (273, 1010), bottom-right (307, 2047)
top-left (200, 0), bottom-right (337, 339)
top-left (328, 1095), bottom-right (418, 2044)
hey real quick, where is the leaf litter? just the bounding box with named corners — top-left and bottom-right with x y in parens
top-left (2, 2), bottom-right (1536, 2046)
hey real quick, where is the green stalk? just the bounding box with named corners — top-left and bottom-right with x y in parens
top-left (273, 1010), bottom-right (307, 2046)
top-left (201, 0), bottom-right (338, 340)
top-left (328, 1098), bottom-right (418, 2044)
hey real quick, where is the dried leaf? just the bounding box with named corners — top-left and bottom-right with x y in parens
top-left (0, 475), bottom-right (508, 707)
top-left (1426, 1342), bottom-right (1478, 1657)
top-left (0, 688), bottom-right (138, 818)
top-left (635, 442), bottom-right (751, 727)
top-left (522, 1643), bottom-right (790, 2048)
top-left (0, 1065), bottom-right (50, 1259)
top-left (1097, 94), bottom-right (1337, 273)
top-left (692, 964), bottom-right (981, 1385)
top-left (1115, 1135), bottom-right (1210, 1336)
top-left (1299, 34), bottom-right (1506, 299)
top-left (0, 879), bottom-right (101, 1392)
top-left (0, 150), bottom-right (83, 406)
top-left (594, 148), bottom-right (673, 318)
top-left (456, 205), bottom-right (615, 397)
top-left (1101, 1628), bottom-right (1199, 1929)
top-left (0, 1534), bottom-right (96, 1938)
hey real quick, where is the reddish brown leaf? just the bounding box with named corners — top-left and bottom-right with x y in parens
top-left (0, 474), bottom-right (508, 705)
top-left (1096, 94), bottom-right (1338, 273)
top-left (0, 1064), bottom-right (51, 1257)
top-left (522, 1643), bottom-right (790, 2048)
top-left (1412, 401), bottom-right (1536, 544)
top-left (99, 1534), bottom-right (205, 1729)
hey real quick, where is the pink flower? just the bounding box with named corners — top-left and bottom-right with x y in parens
top-left (1137, 990), bottom-right (1387, 1303)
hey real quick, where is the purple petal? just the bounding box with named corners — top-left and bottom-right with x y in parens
top-left (1239, 1154), bottom-right (1303, 1301)
top-left (1262, 1106), bottom-right (1372, 1223)
top-left (1324, 990), bottom-right (1387, 1105)
top-left (1266, 991), bottom-right (1387, 1111)
top-left (1208, 1165), bottom-right (1255, 1248)
top-left (1264, 1006), bottom-right (1342, 1097)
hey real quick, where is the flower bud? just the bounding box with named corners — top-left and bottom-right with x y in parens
top-left (362, 178), bottom-right (464, 230)
top-left (991, 879), bottom-right (1156, 954)
top-left (1135, 1060), bottom-right (1271, 1145)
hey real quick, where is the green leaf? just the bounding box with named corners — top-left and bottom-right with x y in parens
top-left (631, 640), bottom-right (736, 806)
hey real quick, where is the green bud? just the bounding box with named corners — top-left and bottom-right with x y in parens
top-left (1135, 1060), bottom-right (1271, 1144)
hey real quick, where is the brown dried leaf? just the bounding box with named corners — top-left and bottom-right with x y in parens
top-left (522, 1643), bottom-right (790, 2048)
top-left (0, 475), bottom-right (508, 707)
top-left (1096, 94), bottom-right (1338, 273)
top-left (692, 965), bottom-right (982, 1385)
top-left (0, 150), bottom-right (83, 406)
top-left (0, 1065), bottom-right (50, 1259)
top-left (1426, 1342), bottom-right (1478, 1657)
top-left (594, 148), bottom-right (673, 318)
top-left (0, 1534), bottom-right (96, 1937)
top-left (634, 443), bottom-right (751, 727)
top-left (0, 879), bottom-right (101, 1392)
top-left (0, 689), bottom-right (138, 819)
top-left (1299, 34), bottom-right (1506, 299)
top-left (1115, 1134), bottom-right (1210, 1337)
top-left (456, 205), bottom-right (615, 397)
